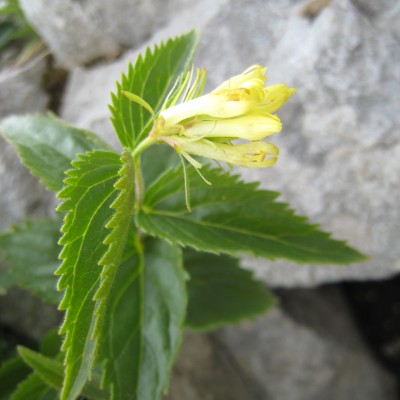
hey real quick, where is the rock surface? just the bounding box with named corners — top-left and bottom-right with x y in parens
top-left (0, 54), bottom-right (48, 118)
top-left (60, 0), bottom-right (400, 286)
top-left (20, 0), bottom-right (196, 68)
top-left (166, 288), bottom-right (397, 400)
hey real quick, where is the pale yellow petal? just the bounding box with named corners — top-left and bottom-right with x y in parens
top-left (184, 112), bottom-right (282, 140)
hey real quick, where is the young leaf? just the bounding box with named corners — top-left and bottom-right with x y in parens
top-left (0, 356), bottom-right (31, 400)
top-left (110, 30), bottom-right (198, 148)
top-left (137, 165), bottom-right (366, 264)
top-left (56, 149), bottom-right (134, 400)
top-left (98, 238), bottom-right (186, 400)
top-left (10, 373), bottom-right (58, 400)
top-left (0, 113), bottom-right (110, 191)
top-left (0, 218), bottom-right (61, 304)
top-left (17, 347), bottom-right (107, 400)
top-left (184, 250), bottom-right (276, 330)
top-left (10, 329), bottom-right (62, 400)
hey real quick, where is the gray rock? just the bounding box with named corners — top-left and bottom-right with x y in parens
top-left (0, 288), bottom-right (61, 341)
top-left (165, 333), bottom-right (257, 400)
top-left (195, 0), bottom-right (400, 286)
top-left (19, 0), bottom-right (196, 68)
top-left (349, 0), bottom-right (399, 17)
top-left (0, 54), bottom-right (48, 118)
top-left (60, 0), bottom-right (400, 286)
top-left (167, 289), bottom-right (397, 400)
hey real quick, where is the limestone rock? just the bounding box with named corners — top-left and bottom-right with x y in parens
top-left (19, 0), bottom-right (195, 68)
top-left (0, 288), bottom-right (61, 342)
top-left (0, 54), bottom-right (48, 118)
top-left (167, 289), bottom-right (397, 400)
top-left (195, 0), bottom-right (400, 286)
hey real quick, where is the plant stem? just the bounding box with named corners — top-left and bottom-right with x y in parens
top-left (132, 136), bottom-right (157, 208)
top-left (132, 136), bottom-right (157, 160)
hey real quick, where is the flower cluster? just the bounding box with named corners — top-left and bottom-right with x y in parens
top-left (151, 65), bottom-right (295, 169)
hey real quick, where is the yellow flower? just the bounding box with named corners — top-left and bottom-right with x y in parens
top-left (126, 65), bottom-right (295, 170)
top-left (151, 65), bottom-right (295, 169)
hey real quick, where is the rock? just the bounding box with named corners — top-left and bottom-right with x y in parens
top-left (195, 0), bottom-right (400, 286)
top-left (0, 288), bottom-right (61, 342)
top-left (19, 0), bottom-right (196, 68)
top-left (0, 54), bottom-right (48, 118)
top-left (165, 333), bottom-right (256, 400)
top-left (60, 0), bottom-right (400, 286)
top-left (167, 288), bottom-right (397, 400)
top-left (349, 0), bottom-right (398, 17)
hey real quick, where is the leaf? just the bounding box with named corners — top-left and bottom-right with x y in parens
top-left (184, 250), bottom-right (276, 330)
top-left (0, 113), bottom-right (110, 191)
top-left (10, 373), bottom-right (58, 400)
top-left (10, 330), bottom-right (62, 400)
top-left (0, 356), bottom-right (31, 400)
top-left (17, 347), bottom-right (107, 400)
top-left (98, 238), bottom-right (186, 400)
top-left (0, 267), bottom-right (16, 295)
top-left (137, 165), bottom-right (366, 264)
top-left (56, 149), bottom-right (134, 400)
top-left (109, 30), bottom-right (199, 149)
top-left (141, 143), bottom-right (180, 188)
top-left (0, 218), bottom-right (61, 304)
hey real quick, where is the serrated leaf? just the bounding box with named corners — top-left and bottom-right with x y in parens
top-left (56, 149), bottom-right (134, 400)
top-left (184, 250), bottom-right (276, 330)
top-left (98, 238), bottom-right (186, 400)
top-left (0, 218), bottom-right (61, 304)
top-left (10, 330), bottom-right (62, 400)
top-left (17, 347), bottom-right (107, 400)
top-left (109, 30), bottom-right (199, 148)
top-left (10, 373), bottom-right (57, 400)
top-left (137, 165), bottom-right (366, 264)
top-left (0, 356), bottom-right (31, 400)
top-left (0, 113), bottom-right (110, 191)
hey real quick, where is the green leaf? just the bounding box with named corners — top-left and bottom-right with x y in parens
top-left (137, 165), bottom-right (366, 264)
top-left (0, 218), bottom-right (61, 304)
top-left (0, 267), bottom-right (16, 295)
top-left (0, 356), bottom-right (31, 399)
top-left (0, 113), bottom-right (110, 191)
top-left (56, 149), bottom-right (134, 400)
top-left (184, 250), bottom-right (276, 330)
top-left (109, 30), bottom-right (199, 149)
top-left (10, 330), bottom-right (62, 400)
top-left (17, 347), bottom-right (107, 400)
top-left (99, 238), bottom-right (186, 400)
top-left (141, 143), bottom-right (180, 187)
top-left (10, 373), bottom-right (58, 400)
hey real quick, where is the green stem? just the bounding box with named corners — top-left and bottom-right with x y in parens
top-left (132, 136), bottom-right (157, 208)
top-left (132, 136), bottom-right (157, 160)
top-left (134, 157), bottom-right (144, 207)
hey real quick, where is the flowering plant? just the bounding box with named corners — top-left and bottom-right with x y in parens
top-left (0, 31), bottom-right (365, 400)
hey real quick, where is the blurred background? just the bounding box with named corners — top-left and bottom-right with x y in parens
top-left (0, 0), bottom-right (399, 398)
